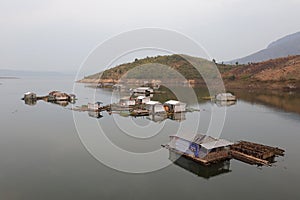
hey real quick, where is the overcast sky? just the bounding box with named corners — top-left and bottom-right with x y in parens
top-left (1, 0), bottom-right (300, 72)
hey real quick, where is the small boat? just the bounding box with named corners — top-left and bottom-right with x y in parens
top-left (215, 93), bottom-right (237, 101)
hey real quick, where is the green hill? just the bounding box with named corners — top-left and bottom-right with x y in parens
top-left (79, 54), bottom-right (232, 83)
top-left (79, 54), bottom-right (300, 91)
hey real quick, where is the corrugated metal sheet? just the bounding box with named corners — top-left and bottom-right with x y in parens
top-left (170, 133), bottom-right (217, 145)
top-left (201, 139), bottom-right (234, 150)
top-left (165, 100), bottom-right (181, 105)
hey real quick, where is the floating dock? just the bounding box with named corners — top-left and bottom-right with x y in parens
top-left (230, 141), bottom-right (285, 166)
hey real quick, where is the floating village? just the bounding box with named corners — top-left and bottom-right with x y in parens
top-left (22, 84), bottom-right (285, 176)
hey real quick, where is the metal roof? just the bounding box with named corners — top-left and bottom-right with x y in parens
top-left (164, 100), bottom-right (182, 105)
top-left (193, 134), bottom-right (217, 145)
top-left (170, 133), bottom-right (217, 145)
top-left (216, 93), bottom-right (234, 97)
top-left (25, 92), bottom-right (35, 95)
top-left (136, 87), bottom-right (151, 90)
top-left (137, 96), bottom-right (149, 99)
top-left (201, 139), bottom-right (234, 150)
top-left (146, 101), bottom-right (162, 105)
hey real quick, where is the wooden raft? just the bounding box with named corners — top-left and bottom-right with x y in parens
top-left (230, 141), bottom-right (285, 166)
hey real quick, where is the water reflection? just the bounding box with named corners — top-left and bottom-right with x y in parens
top-left (169, 150), bottom-right (232, 179)
top-left (147, 113), bottom-right (167, 123)
top-left (24, 98), bottom-right (75, 107)
top-left (24, 83), bottom-right (300, 117)
top-left (24, 98), bottom-right (37, 106)
top-left (215, 100), bottom-right (237, 107)
top-left (232, 89), bottom-right (300, 114)
top-left (50, 100), bottom-right (70, 107)
top-left (88, 111), bottom-right (103, 119)
top-left (11, 79), bottom-right (300, 199)
top-left (167, 112), bottom-right (186, 121)
top-left (85, 84), bottom-right (300, 115)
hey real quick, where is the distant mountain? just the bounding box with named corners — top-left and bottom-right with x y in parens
top-left (0, 69), bottom-right (70, 77)
top-left (231, 31), bottom-right (300, 64)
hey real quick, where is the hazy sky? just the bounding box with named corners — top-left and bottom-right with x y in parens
top-left (1, 0), bottom-right (300, 72)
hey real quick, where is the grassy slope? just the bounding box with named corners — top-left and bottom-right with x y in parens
top-left (79, 54), bottom-right (300, 90)
top-left (222, 55), bottom-right (300, 89)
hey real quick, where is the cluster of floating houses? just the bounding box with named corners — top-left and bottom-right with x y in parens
top-left (86, 86), bottom-right (187, 118)
top-left (23, 91), bottom-right (76, 106)
top-left (22, 86), bottom-right (285, 168)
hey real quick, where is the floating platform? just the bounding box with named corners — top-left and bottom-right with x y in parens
top-left (130, 109), bottom-right (150, 116)
top-left (230, 141), bottom-right (285, 166)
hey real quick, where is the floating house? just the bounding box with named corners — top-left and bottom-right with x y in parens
top-left (215, 93), bottom-right (236, 101)
top-left (23, 92), bottom-right (37, 106)
top-left (23, 92), bottom-right (37, 100)
top-left (164, 100), bottom-right (186, 113)
top-left (145, 101), bottom-right (166, 114)
top-left (119, 97), bottom-right (136, 106)
top-left (165, 133), bottom-right (233, 165)
top-left (133, 87), bottom-right (154, 94)
top-left (136, 96), bottom-right (151, 104)
top-left (88, 102), bottom-right (103, 111)
top-left (48, 91), bottom-right (70, 101)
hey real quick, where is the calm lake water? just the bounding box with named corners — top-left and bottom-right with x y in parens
top-left (0, 76), bottom-right (300, 200)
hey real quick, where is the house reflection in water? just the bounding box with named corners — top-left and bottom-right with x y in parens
top-left (167, 112), bottom-right (186, 122)
top-left (24, 98), bottom-right (37, 106)
top-left (168, 150), bottom-right (232, 179)
top-left (51, 100), bottom-right (70, 107)
top-left (146, 112), bottom-right (186, 123)
top-left (215, 101), bottom-right (237, 107)
top-left (88, 111), bottom-right (103, 119)
top-left (147, 113), bottom-right (167, 123)
top-left (24, 98), bottom-right (70, 107)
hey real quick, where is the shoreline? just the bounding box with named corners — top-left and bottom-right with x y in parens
top-left (0, 76), bottom-right (19, 79)
top-left (77, 78), bottom-right (300, 92)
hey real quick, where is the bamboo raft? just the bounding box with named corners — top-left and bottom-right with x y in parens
top-left (229, 141), bottom-right (285, 166)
